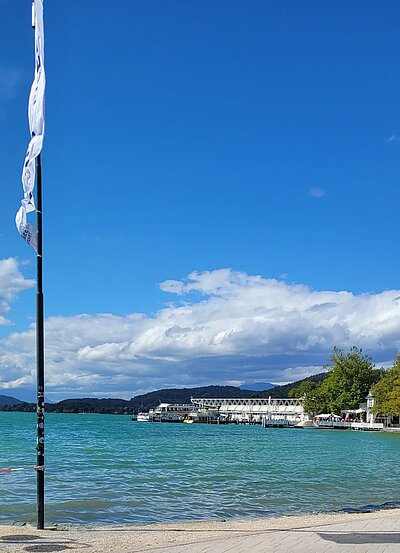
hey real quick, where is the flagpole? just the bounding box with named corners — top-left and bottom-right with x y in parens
top-left (16, 1), bottom-right (46, 527)
top-left (36, 151), bottom-right (45, 530)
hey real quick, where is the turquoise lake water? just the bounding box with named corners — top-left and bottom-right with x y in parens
top-left (0, 412), bottom-right (399, 525)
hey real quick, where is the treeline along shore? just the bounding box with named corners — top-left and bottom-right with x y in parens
top-left (0, 376), bottom-right (326, 415)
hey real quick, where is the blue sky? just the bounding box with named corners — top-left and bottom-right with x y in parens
top-left (1, 1), bottom-right (400, 401)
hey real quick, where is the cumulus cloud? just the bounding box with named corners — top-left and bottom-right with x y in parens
top-left (0, 258), bottom-right (35, 325)
top-left (1, 267), bottom-right (400, 399)
top-left (308, 187), bottom-right (326, 198)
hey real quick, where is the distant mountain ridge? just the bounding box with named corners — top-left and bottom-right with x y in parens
top-left (0, 374), bottom-right (328, 413)
top-left (128, 385), bottom-right (252, 413)
top-left (0, 395), bottom-right (25, 405)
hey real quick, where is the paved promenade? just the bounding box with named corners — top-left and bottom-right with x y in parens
top-left (148, 510), bottom-right (400, 553)
top-left (0, 509), bottom-right (399, 552)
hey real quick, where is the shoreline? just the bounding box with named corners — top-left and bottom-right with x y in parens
top-left (1, 500), bottom-right (399, 530)
top-left (0, 507), bottom-right (399, 552)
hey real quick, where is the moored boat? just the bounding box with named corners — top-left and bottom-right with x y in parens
top-left (295, 419), bottom-right (318, 429)
top-left (137, 412), bottom-right (150, 422)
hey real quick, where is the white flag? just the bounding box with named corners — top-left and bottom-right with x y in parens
top-left (15, 0), bottom-right (45, 252)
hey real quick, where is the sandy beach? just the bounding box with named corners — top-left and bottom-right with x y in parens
top-left (0, 508), bottom-right (399, 553)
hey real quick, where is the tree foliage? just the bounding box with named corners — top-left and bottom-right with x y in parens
top-left (372, 355), bottom-right (400, 416)
top-left (318, 346), bottom-right (382, 414)
top-left (289, 346), bottom-right (382, 415)
top-left (288, 380), bottom-right (318, 399)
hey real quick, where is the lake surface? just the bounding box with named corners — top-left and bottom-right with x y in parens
top-left (0, 412), bottom-right (399, 525)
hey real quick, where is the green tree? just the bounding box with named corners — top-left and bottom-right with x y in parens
top-left (288, 380), bottom-right (317, 399)
top-left (288, 380), bottom-right (325, 413)
top-left (372, 355), bottom-right (400, 416)
top-left (319, 346), bottom-right (382, 414)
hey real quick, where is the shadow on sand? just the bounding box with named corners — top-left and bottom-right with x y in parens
top-left (0, 533), bottom-right (89, 552)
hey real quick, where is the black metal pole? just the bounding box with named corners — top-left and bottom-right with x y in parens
top-left (36, 152), bottom-right (45, 530)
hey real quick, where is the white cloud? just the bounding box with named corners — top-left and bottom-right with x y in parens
top-left (0, 316), bottom-right (11, 326)
top-left (1, 267), bottom-right (399, 399)
top-left (386, 134), bottom-right (397, 143)
top-left (280, 365), bottom-right (328, 383)
top-left (308, 187), bottom-right (326, 198)
top-left (0, 258), bottom-right (35, 325)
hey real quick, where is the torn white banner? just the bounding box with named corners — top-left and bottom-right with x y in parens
top-left (15, 0), bottom-right (45, 252)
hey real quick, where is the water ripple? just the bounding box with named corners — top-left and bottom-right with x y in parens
top-left (0, 413), bottom-right (399, 525)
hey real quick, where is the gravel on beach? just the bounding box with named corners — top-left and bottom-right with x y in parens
top-left (0, 508), bottom-right (400, 553)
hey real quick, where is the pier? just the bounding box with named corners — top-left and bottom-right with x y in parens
top-left (314, 420), bottom-right (384, 431)
top-left (138, 399), bottom-right (388, 430)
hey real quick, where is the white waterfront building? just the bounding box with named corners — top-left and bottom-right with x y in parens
top-left (191, 397), bottom-right (305, 424)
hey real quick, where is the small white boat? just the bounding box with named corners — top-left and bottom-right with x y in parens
top-left (137, 412), bottom-right (150, 422)
top-left (295, 420), bottom-right (318, 429)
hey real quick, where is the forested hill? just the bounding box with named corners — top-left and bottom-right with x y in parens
top-left (0, 376), bottom-right (328, 414)
top-left (39, 385), bottom-right (252, 414)
top-left (129, 385), bottom-right (253, 412)
top-left (0, 395), bottom-right (25, 405)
